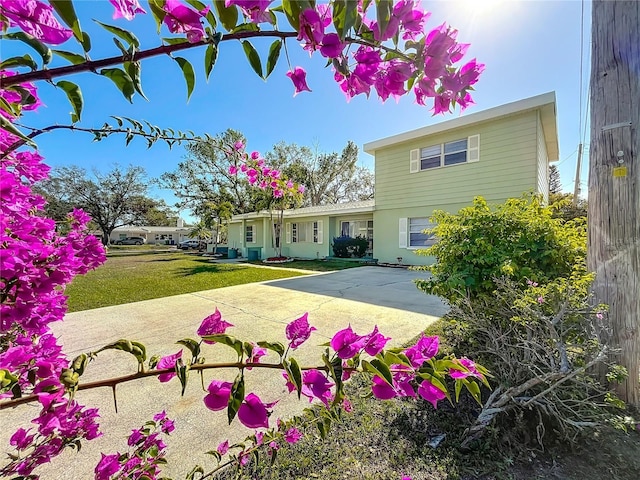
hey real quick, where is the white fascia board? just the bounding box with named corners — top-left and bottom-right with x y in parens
top-left (364, 92), bottom-right (558, 155)
top-left (283, 205), bottom-right (375, 218)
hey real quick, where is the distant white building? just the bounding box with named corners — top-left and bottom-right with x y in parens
top-left (109, 218), bottom-right (191, 245)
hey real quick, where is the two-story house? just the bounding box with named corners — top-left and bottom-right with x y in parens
top-left (227, 92), bottom-right (559, 265)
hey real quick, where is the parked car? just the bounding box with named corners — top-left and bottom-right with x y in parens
top-left (179, 240), bottom-right (206, 250)
top-left (114, 236), bottom-right (146, 245)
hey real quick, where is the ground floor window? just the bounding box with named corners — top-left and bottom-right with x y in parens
top-left (289, 221), bottom-right (322, 244)
top-left (409, 218), bottom-right (436, 247)
top-left (245, 225), bottom-right (254, 243)
top-left (340, 220), bottom-right (373, 240)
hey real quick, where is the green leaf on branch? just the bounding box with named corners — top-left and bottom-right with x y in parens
top-left (362, 358), bottom-right (393, 386)
top-left (256, 341), bottom-right (285, 359)
top-left (1, 32), bottom-right (52, 65)
top-left (0, 369), bottom-right (20, 396)
top-left (230, 22), bottom-right (259, 33)
top-left (177, 361), bottom-right (190, 396)
top-left (0, 97), bottom-right (19, 119)
top-left (100, 68), bottom-right (135, 102)
top-left (112, 37), bottom-right (129, 56)
top-left (52, 49), bottom-right (86, 65)
top-left (94, 20), bottom-right (140, 48)
top-left (204, 43), bottom-right (218, 81)
top-left (214, 0), bottom-right (238, 31)
top-left (173, 57), bottom-right (196, 101)
top-left (0, 116), bottom-right (36, 147)
top-left (454, 378), bottom-right (463, 402)
top-left (375, 0), bottom-right (392, 41)
top-left (463, 378), bottom-right (483, 405)
top-left (241, 40), bottom-right (263, 79)
top-left (0, 54), bottom-right (38, 71)
top-left (283, 358), bottom-right (303, 399)
top-left (202, 334), bottom-right (243, 358)
top-left (55, 80), bottom-right (83, 123)
top-left (149, 0), bottom-right (167, 32)
top-left (281, 0), bottom-right (311, 30)
top-left (176, 338), bottom-right (201, 359)
top-left (227, 373), bottom-right (245, 424)
top-left (185, 465), bottom-right (205, 480)
top-left (124, 61), bottom-right (148, 101)
top-left (162, 37), bottom-right (190, 45)
top-left (332, 0), bottom-right (359, 40)
top-left (382, 351), bottom-right (412, 368)
top-left (265, 40), bottom-right (282, 79)
top-left (50, 0), bottom-right (90, 51)
top-left (70, 353), bottom-right (89, 376)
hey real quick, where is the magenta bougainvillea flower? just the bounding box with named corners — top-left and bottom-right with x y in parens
top-left (449, 357), bottom-right (483, 380)
top-left (371, 375), bottom-right (396, 400)
top-left (108, 0), bottom-right (146, 20)
top-left (302, 369), bottom-right (334, 405)
top-left (217, 439), bottom-right (229, 455)
top-left (404, 334), bottom-right (439, 368)
top-left (330, 325), bottom-right (367, 359)
top-left (1, 0), bottom-right (72, 44)
top-left (162, 0), bottom-right (209, 43)
top-left (363, 325), bottom-right (391, 356)
top-left (284, 427), bottom-right (303, 444)
top-left (417, 379), bottom-right (446, 408)
top-left (286, 67), bottom-right (312, 96)
top-left (285, 312), bottom-right (316, 349)
top-left (197, 308), bottom-right (234, 343)
top-left (94, 453), bottom-right (121, 480)
top-left (156, 350), bottom-right (182, 382)
top-left (237, 393), bottom-right (275, 429)
top-left (203, 380), bottom-right (233, 411)
top-left (226, 0), bottom-right (273, 24)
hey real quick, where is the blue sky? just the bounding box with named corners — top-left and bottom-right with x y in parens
top-left (8, 0), bottom-right (591, 216)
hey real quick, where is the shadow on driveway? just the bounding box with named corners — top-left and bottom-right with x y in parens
top-left (264, 266), bottom-right (449, 317)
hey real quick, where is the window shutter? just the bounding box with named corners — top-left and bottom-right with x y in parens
top-left (399, 218), bottom-right (408, 248)
top-left (285, 222), bottom-right (291, 244)
top-left (317, 220), bottom-right (323, 244)
top-left (467, 134), bottom-right (480, 163)
top-left (409, 149), bottom-right (420, 173)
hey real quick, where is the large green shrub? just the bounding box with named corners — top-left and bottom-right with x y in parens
top-left (331, 235), bottom-right (369, 258)
top-left (415, 195), bottom-right (587, 304)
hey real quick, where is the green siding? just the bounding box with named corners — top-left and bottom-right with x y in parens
top-left (374, 111), bottom-right (540, 210)
top-left (283, 215), bottom-right (331, 259)
top-left (536, 111), bottom-right (550, 203)
top-left (372, 110), bottom-right (546, 265)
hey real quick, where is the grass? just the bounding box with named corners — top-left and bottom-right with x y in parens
top-left (248, 259), bottom-right (369, 272)
top-left (214, 320), bottom-right (640, 480)
top-left (65, 252), bottom-right (306, 312)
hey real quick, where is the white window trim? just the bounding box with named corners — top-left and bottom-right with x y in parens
top-left (245, 224), bottom-right (255, 244)
top-left (407, 217), bottom-right (437, 249)
top-left (290, 221), bottom-right (323, 244)
top-left (409, 134), bottom-right (480, 173)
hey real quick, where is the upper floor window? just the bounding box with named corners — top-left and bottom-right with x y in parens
top-left (410, 134), bottom-right (480, 173)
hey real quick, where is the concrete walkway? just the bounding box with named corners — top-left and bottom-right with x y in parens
top-left (1, 267), bottom-right (448, 479)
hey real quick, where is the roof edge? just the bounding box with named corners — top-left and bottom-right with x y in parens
top-left (364, 92), bottom-right (557, 154)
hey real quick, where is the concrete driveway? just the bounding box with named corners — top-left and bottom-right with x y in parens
top-left (1, 266), bottom-right (447, 479)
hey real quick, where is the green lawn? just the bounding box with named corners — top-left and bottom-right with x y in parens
top-left (65, 252), bottom-right (306, 312)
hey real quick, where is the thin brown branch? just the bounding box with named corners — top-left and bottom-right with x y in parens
top-left (0, 361), bottom-right (356, 410)
top-left (0, 30), bottom-right (298, 88)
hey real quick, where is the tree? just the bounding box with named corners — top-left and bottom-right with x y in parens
top-left (549, 192), bottom-right (588, 222)
top-left (129, 197), bottom-right (179, 227)
top-left (159, 130), bottom-right (258, 215)
top-left (38, 165), bottom-right (150, 244)
top-left (196, 201), bottom-right (234, 253)
top-left (549, 164), bottom-right (562, 194)
top-left (588, 0), bottom-right (639, 406)
top-left (266, 141), bottom-right (374, 206)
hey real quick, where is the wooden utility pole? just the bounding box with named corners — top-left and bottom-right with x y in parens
top-left (588, 1), bottom-right (639, 407)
